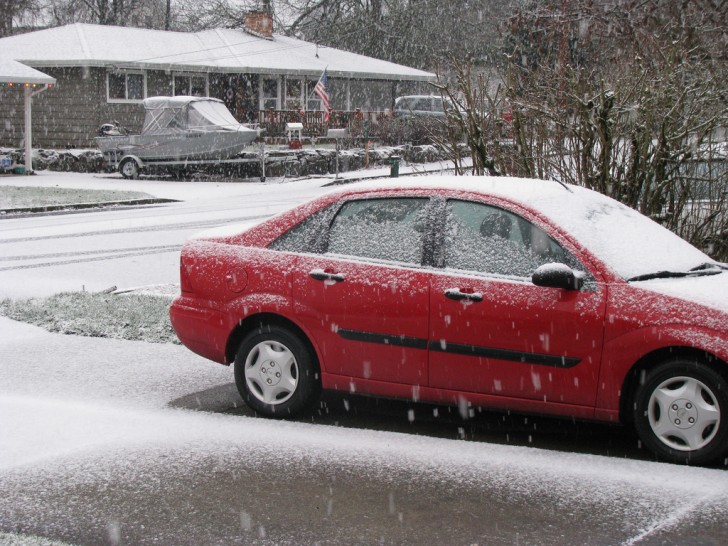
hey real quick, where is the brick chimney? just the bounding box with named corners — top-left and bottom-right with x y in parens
top-left (244, 10), bottom-right (274, 40)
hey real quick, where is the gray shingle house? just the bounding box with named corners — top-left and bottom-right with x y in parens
top-left (0, 11), bottom-right (435, 148)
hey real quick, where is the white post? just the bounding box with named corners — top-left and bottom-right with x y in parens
top-left (335, 137), bottom-right (339, 179)
top-left (23, 85), bottom-right (52, 175)
top-left (24, 86), bottom-right (33, 174)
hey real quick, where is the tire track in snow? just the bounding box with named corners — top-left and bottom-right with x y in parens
top-left (620, 493), bottom-right (721, 545)
top-left (0, 244), bottom-right (183, 262)
top-left (0, 215), bottom-right (270, 244)
top-left (0, 245), bottom-right (182, 271)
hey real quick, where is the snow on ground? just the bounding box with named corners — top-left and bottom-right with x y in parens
top-left (0, 313), bottom-right (724, 491)
top-left (2, 314), bottom-right (728, 543)
top-left (2, 168), bottom-right (728, 544)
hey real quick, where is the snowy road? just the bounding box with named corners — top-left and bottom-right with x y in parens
top-left (1, 172), bottom-right (727, 545)
top-left (0, 173), bottom-right (329, 297)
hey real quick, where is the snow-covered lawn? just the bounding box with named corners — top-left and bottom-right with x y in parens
top-left (0, 292), bottom-right (177, 343)
top-left (0, 185), bottom-right (152, 210)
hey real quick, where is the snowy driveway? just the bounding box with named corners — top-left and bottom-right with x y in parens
top-left (1, 172), bottom-right (727, 545)
top-left (2, 316), bottom-right (728, 545)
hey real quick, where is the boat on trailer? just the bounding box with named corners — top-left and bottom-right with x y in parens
top-left (96, 96), bottom-right (259, 179)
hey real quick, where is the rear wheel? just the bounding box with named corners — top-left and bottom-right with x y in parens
top-left (633, 359), bottom-right (728, 465)
top-left (119, 157), bottom-right (140, 179)
top-left (234, 325), bottom-right (320, 417)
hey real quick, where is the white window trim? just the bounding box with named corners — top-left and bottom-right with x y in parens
top-left (305, 78), bottom-right (322, 112)
top-left (259, 76), bottom-right (281, 110)
top-left (172, 73), bottom-right (209, 97)
top-left (106, 70), bottom-right (147, 103)
top-left (283, 76), bottom-right (307, 111)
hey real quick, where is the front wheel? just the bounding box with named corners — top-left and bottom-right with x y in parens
top-left (234, 325), bottom-right (320, 417)
top-left (633, 359), bottom-right (728, 465)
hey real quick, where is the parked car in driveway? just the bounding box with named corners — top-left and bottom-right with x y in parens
top-left (170, 176), bottom-right (728, 465)
top-left (393, 95), bottom-right (455, 118)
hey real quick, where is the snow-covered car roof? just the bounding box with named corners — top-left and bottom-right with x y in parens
top-left (394, 95), bottom-right (449, 103)
top-left (331, 176), bottom-right (712, 281)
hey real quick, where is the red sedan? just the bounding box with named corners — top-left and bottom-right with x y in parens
top-left (170, 177), bottom-right (728, 465)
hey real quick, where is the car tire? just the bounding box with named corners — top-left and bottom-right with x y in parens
top-left (234, 325), bottom-right (320, 418)
top-left (119, 157), bottom-right (140, 180)
top-left (633, 359), bottom-right (728, 465)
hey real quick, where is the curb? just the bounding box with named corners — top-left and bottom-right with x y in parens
top-left (0, 197), bottom-right (179, 215)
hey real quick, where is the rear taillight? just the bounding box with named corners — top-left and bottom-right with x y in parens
top-left (180, 257), bottom-right (193, 293)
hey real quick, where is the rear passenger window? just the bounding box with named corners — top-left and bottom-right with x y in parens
top-left (269, 205), bottom-right (335, 253)
top-left (326, 198), bottom-right (429, 265)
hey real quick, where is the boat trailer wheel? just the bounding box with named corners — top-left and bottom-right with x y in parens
top-left (119, 157), bottom-right (140, 180)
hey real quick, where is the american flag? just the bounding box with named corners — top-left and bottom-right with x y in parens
top-left (314, 68), bottom-right (331, 123)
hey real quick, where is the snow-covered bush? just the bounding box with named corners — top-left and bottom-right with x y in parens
top-left (439, 0), bottom-right (728, 260)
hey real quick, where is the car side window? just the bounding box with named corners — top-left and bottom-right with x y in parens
top-left (444, 200), bottom-right (587, 278)
top-left (269, 204), bottom-right (335, 253)
top-left (422, 98), bottom-right (435, 111)
top-left (326, 198), bottom-right (429, 265)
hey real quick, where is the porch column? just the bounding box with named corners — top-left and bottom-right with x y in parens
top-left (24, 86), bottom-right (32, 174)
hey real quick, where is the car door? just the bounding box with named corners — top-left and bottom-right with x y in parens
top-left (428, 198), bottom-right (606, 407)
top-left (291, 196), bottom-right (432, 386)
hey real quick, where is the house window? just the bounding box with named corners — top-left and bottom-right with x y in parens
top-left (285, 78), bottom-right (302, 110)
top-left (107, 71), bottom-right (145, 102)
top-left (261, 78), bottom-right (279, 110)
top-left (174, 74), bottom-right (207, 97)
top-left (306, 80), bottom-right (322, 111)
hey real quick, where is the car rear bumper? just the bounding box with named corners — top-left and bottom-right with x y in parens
top-left (170, 296), bottom-right (230, 364)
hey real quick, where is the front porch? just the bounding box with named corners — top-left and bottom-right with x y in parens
top-left (255, 108), bottom-right (397, 139)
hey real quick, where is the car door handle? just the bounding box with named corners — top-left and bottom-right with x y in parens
top-left (309, 269), bottom-right (345, 283)
top-left (444, 288), bottom-right (483, 302)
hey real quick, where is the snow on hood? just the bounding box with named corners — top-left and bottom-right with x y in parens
top-left (633, 272), bottom-right (728, 315)
top-left (533, 185), bottom-right (712, 281)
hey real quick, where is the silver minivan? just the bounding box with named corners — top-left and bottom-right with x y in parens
top-left (393, 95), bottom-right (453, 118)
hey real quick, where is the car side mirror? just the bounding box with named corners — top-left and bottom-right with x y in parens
top-left (532, 263), bottom-right (584, 291)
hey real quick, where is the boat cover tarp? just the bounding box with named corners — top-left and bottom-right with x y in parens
top-left (141, 96), bottom-right (244, 135)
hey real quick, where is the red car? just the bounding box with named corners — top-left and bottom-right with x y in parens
top-left (170, 177), bottom-right (728, 465)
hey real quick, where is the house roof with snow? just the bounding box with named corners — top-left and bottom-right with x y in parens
top-left (0, 23), bottom-right (436, 82)
top-left (0, 58), bottom-right (56, 85)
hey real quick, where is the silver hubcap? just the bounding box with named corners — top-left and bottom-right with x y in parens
top-left (648, 375), bottom-right (720, 452)
top-left (121, 161), bottom-right (137, 177)
top-left (244, 340), bottom-right (298, 405)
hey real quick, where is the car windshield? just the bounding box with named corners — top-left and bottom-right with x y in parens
top-left (529, 185), bottom-right (714, 280)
